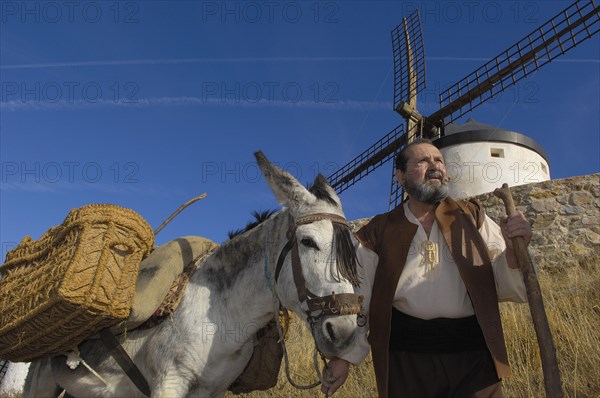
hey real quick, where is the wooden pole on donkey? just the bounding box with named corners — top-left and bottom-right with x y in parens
top-left (154, 193), bottom-right (207, 235)
top-left (493, 183), bottom-right (563, 398)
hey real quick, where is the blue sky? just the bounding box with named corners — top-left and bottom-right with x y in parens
top-left (1, 0), bottom-right (599, 252)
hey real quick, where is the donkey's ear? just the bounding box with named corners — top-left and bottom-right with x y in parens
top-left (255, 151), bottom-right (315, 209)
top-left (309, 174), bottom-right (341, 207)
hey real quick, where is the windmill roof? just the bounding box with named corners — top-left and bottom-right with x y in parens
top-left (443, 118), bottom-right (508, 135)
top-left (434, 118), bottom-right (549, 163)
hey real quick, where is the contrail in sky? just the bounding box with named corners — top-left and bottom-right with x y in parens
top-left (0, 96), bottom-right (392, 111)
top-left (1, 56), bottom-right (598, 70)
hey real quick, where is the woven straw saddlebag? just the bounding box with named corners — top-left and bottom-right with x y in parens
top-left (0, 204), bottom-right (155, 362)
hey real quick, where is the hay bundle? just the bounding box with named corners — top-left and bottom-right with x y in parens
top-left (0, 204), bottom-right (154, 362)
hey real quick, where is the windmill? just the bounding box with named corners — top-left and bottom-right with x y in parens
top-left (327, 0), bottom-right (600, 210)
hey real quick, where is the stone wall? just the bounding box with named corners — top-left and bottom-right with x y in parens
top-left (350, 173), bottom-right (600, 271)
top-left (473, 173), bottom-right (599, 270)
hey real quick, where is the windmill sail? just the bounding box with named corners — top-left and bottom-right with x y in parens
top-left (392, 9), bottom-right (426, 122)
top-left (328, 124), bottom-right (405, 194)
top-left (386, 124), bottom-right (422, 210)
top-left (428, 0), bottom-right (600, 126)
top-left (329, 0), bottom-right (600, 208)
top-left (389, 9), bottom-right (428, 209)
top-left (329, 11), bottom-right (426, 202)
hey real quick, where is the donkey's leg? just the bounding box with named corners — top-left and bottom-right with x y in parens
top-left (23, 358), bottom-right (62, 398)
top-left (151, 372), bottom-right (191, 398)
top-left (186, 388), bottom-right (224, 398)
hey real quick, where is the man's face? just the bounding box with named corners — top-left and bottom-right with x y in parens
top-left (395, 143), bottom-right (449, 204)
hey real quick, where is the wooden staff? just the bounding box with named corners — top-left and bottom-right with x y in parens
top-left (493, 183), bottom-right (563, 398)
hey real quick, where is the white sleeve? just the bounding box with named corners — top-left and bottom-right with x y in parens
top-left (338, 243), bottom-right (378, 365)
top-left (480, 215), bottom-right (528, 303)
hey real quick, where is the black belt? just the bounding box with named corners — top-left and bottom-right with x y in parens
top-left (389, 308), bottom-right (487, 353)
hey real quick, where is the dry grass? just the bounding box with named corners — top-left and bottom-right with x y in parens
top-left (225, 314), bottom-right (377, 398)
top-left (500, 256), bottom-right (600, 398)
top-left (228, 256), bottom-right (600, 398)
top-left (3, 259), bottom-right (598, 398)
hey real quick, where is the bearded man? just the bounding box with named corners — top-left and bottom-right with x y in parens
top-left (322, 138), bottom-right (532, 398)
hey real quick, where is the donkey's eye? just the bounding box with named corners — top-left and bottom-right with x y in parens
top-left (300, 237), bottom-right (319, 250)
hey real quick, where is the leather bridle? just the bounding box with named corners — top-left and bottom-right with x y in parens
top-left (273, 212), bottom-right (365, 327)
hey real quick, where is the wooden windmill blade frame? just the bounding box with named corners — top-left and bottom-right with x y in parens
top-left (388, 9), bottom-right (429, 210)
top-left (327, 124), bottom-right (406, 194)
top-left (328, 0), bottom-right (600, 205)
top-left (388, 173), bottom-right (404, 210)
top-left (428, 0), bottom-right (600, 127)
top-left (387, 124), bottom-right (423, 210)
top-left (392, 9), bottom-right (426, 114)
top-left (328, 10), bottom-right (427, 197)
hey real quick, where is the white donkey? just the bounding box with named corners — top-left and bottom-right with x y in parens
top-left (23, 151), bottom-right (365, 398)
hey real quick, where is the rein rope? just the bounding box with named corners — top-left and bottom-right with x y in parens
top-left (272, 297), bottom-right (325, 390)
top-left (266, 212), bottom-right (365, 392)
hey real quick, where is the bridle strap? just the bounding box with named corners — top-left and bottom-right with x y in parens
top-left (268, 212), bottom-right (365, 391)
top-left (274, 237), bottom-right (294, 283)
top-left (306, 293), bottom-right (364, 316)
top-left (291, 237), bottom-right (312, 304)
top-left (274, 227), bottom-right (317, 305)
top-left (295, 213), bottom-right (349, 227)
top-left (275, 212), bottom-right (346, 286)
top-left (272, 212), bottom-right (364, 324)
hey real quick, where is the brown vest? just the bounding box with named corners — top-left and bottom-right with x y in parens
top-left (356, 198), bottom-right (511, 398)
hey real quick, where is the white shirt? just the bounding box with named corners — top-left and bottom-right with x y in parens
top-left (341, 202), bottom-right (527, 364)
top-left (395, 202), bottom-right (526, 319)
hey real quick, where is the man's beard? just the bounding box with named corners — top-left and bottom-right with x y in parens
top-left (404, 171), bottom-right (449, 204)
